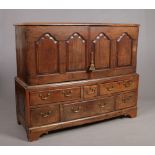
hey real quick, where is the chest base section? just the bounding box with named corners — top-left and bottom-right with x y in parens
top-left (15, 74), bottom-right (139, 141)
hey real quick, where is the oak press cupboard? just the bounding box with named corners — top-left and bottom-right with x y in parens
top-left (15, 23), bottom-right (139, 141)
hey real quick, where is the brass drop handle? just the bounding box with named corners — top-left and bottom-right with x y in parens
top-left (99, 103), bottom-right (106, 108)
top-left (123, 80), bottom-right (133, 88)
top-left (40, 111), bottom-right (52, 118)
top-left (122, 96), bottom-right (132, 103)
top-left (106, 85), bottom-right (114, 91)
top-left (88, 51), bottom-right (96, 71)
top-left (62, 90), bottom-right (72, 97)
top-left (39, 92), bottom-right (51, 100)
top-left (71, 106), bottom-right (80, 113)
top-left (87, 87), bottom-right (97, 95)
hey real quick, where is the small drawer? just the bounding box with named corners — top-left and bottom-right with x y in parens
top-left (120, 79), bottom-right (137, 91)
top-left (30, 104), bottom-right (60, 127)
top-left (95, 97), bottom-right (115, 114)
top-left (115, 91), bottom-right (137, 110)
top-left (62, 102), bottom-right (86, 121)
top-left (84, 85), bottom-right (98, 99)
top-left (62, 96), bottom-right (115, 121)
top-left (100, 77), bottom-right (138, 96)
top-left (100, 81), bottom-right (120, 95)
top-left (30, 87), bottom-right (81, 106)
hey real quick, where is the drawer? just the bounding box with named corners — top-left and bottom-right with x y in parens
top-left (30, 104), bottom-right (60, 127)
top-left (62, 96), bottom-right (115, 121)
top-left (100, 81), bottom-right (120, 95)
top-left (62, 102), bottom-right (86, 121)
top-left (30, 87), bottom-right (81, 106)
top-left (100, 77), bottom-right (137, 96)
top-left (95, 97), bottom-right (115, 114)
top-left (84, 85), bottom-right (98, 99)
top-left (115, 91), bottom-right (137, 110)
top-left (119, 79), bottom-right (137, 91)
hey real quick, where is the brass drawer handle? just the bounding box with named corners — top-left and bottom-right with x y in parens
top-left (62, 90), bottom-right (72, 97)
top-left (99, 102), bottom-right (106, 108)
top-left (40, 111), bottom-right (52, 118)
top-left (98, 102), bottom-right (106, 108)
top-left (106, 85), bottom-right (114, 91)
top-left (39, 92), bottom-right (51, 100)
top-left (87, 87), bottom-right (97, 95)
top-left (123, 80), bottom-right (133, 88)
top-left (71, 106), bottom-right (80, 113)
top-left (122, 95), bottom-right (133, 103)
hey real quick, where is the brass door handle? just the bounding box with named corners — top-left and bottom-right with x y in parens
top-left (88, 51), bottom-right (95, 71)
top-left (39, 92), bottom-right (51, 100)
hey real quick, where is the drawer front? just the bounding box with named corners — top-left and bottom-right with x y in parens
top-left (30, 87), bottom-right (81, 106)
top-left (30, 104), bottom-right (60, 127)
top-left (100, 82), bottom-right (121, 95)
top-left (115, 91), bottom-right (137, 110)
top-left (62, 96), bottom-right (115, 121)
top-left (95, 97), bottom-right (115, 114)
top-left (100, 77), bottom-right (137, 95)
top-left (62, 102), bottom-right (86, 121)
top-left (84, 85), bottom-right (98, 99)
top-left (119, 79), bottom-right (137, 91)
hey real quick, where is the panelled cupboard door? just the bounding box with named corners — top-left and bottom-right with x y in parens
top-left (25, 26), bottom-right (89, 85)
top-left (89, 26), bottom-right (139, 76)
top-left (18, 25), bottom-right (139, 85)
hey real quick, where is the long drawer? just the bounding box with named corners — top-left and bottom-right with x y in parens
top-left (30, 86), bottom-right (81, 106)
top-left (62, 96), bottom-right (115, 121)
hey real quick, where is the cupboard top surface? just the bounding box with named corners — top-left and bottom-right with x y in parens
top-left (14, 22), bottom-right (139, 27)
